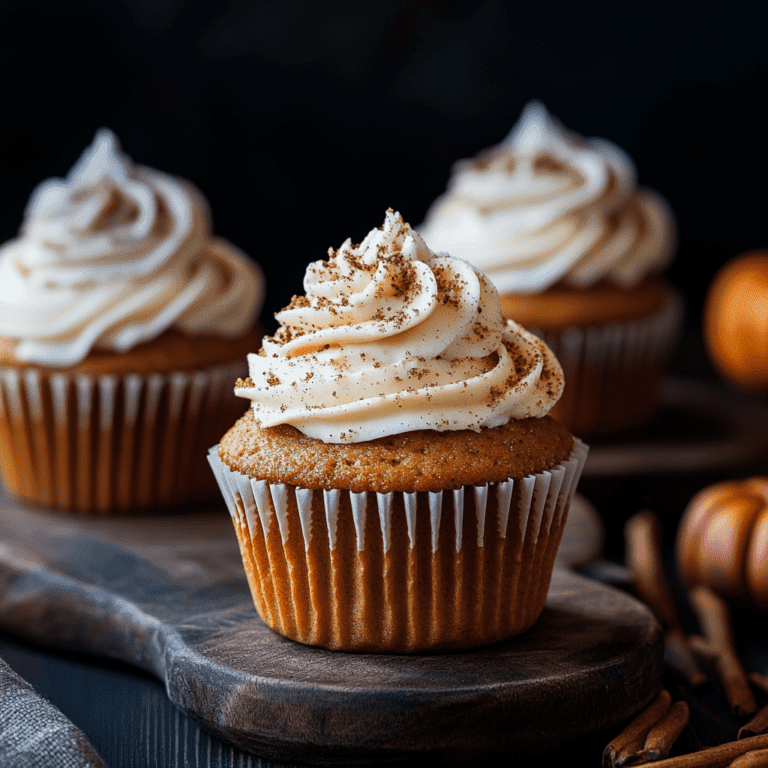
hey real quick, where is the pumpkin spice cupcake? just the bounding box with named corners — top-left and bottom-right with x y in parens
top-left (209, 210), bottom-right (587, 652)
top-left (0, 129), bottom-right (264, 513)
top-left (420, 102), bottom-right (682, 434)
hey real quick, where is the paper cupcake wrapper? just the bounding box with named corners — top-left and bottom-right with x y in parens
top-left (534, 289), bottom-right (684, 434)
top-left (0, 361), bottom-right (245, 513)
top-left (208, 438), bottom-right (588, 652)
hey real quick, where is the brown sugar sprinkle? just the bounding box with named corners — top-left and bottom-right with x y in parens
top-left (266, 373), bottom-right (281, 387)
top-left (434, 268), bottom-right (467, 310)
top-left (472, 146), bottom-right (503, 172)
top-left (533, 153), bottom-right (567, 175)
top-left (272, 327), bottom-right (294, 344)
top-left (502, 372), bottom-right (518, 390)
top-left (488, 386), bottom-right (502, 404)
top-left (285, 295), bottom-right (310, 310)
top-left (473, 322), bottom-right (492, 339)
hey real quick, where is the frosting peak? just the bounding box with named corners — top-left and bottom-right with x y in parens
top-left (0, 129), bottom-right (264, 366)
top-left (420, 101), bottom-right (676, 294)
top-left (236, 210), bottom-right (563, 443)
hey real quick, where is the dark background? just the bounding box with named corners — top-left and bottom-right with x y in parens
top-left (2, 0), bottom-right (767, 329)
top-left (2, 6), bottom-right (768, 764)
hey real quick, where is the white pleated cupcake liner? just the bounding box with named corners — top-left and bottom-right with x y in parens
top-left (208, 438), bottom-right (588, 651)
top-left (208, 439), bottom-right (588, 554)
top-left (0, 361), bottom-right (245, 513)
top-left (533, 289), bottom-right (684, 433)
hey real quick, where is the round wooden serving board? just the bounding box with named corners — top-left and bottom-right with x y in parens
top-left (584, 376), bottom-right (768, 477)
top-left (0, 486), bottom-right (657, 765)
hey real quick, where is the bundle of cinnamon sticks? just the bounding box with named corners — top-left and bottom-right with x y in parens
top-left (600, 512), bottom-right (768, 768)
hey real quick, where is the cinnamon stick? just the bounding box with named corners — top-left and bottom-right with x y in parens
top-left (740, 707), bottom-right (768, 739)
top-left (689, 586), bottom-right (757, 716)
top-left (642, 701), bottom-right (691, 762)
top-left (625, 512), bottom-right (706, 688)
top-left (625, 512), bottom-right (683, 629)
top-left (688, 634), bottom-right (719, 664)
top-left (729, 748), bottom-right (768, 767)
top-left (603, 690), bottom-right (672, 768)
top-left (749, 673), bottom-right (768, 698)
top-left (634, 734), bottom-right (768, 768)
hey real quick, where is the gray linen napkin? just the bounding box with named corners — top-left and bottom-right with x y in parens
top-left (0, 656), bottom-right (106, 768)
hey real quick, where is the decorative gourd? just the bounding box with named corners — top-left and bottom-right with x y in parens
top-left (704, 251), bottom-right (768, 390)
top-left (676, 477), bottom-right (768, 607)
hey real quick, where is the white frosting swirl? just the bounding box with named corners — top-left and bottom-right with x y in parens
top-left (420, 101), bottom-right (676, 294)
top-left (236, 210), bottom-right (563, 444)
top-left (0, 129), bottom-right (264, 366)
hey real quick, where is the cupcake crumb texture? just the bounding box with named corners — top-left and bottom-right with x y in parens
top-left (219, 407), bottom-right (574, 493)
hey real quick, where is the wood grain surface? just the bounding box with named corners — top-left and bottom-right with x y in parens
top-left (0, 485), bottom-right (658, 766)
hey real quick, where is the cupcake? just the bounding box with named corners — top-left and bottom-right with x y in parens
top-left (420, 102), bottom-right (682, 434)
top-left (0, 129), bottom-right (264, 513)
top-left (209, 210), bottom-right (587, 652)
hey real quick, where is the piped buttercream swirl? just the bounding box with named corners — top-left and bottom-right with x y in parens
top-left (420, 101), bottom-right (676, 294)
top-left (235, 210), bottom-right (563, 443)
top-left (0, 129), bottom-right (264, 366)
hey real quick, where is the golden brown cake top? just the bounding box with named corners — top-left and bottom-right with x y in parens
top-left (0, 326), bottom-right (262, 376)
top-left (498, 277), bottom-right (674, 331)
top-left (219, 408), bottom-right (574, 493)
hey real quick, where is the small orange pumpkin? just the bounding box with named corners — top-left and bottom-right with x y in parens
top-left (676, 477), bottom-right (768, 606)
top-left (704, 251), bottom-right (768, 390)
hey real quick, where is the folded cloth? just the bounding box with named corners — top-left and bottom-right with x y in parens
top-left (0, 656), bottom-right (106, 768)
